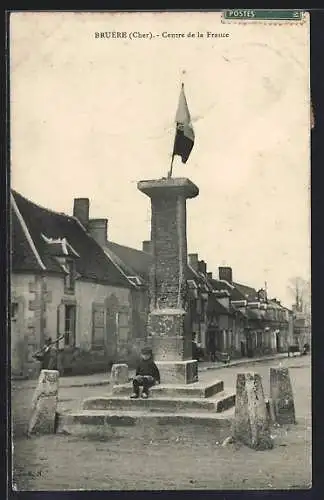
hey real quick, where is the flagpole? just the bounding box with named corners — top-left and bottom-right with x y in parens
top-left (167, 79), bottom-right (187, 179)
top-left (168, 153), bottom-right (175, 178)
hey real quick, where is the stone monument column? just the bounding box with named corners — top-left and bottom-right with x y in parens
top-left (138, 177), bottom-right (199, 384)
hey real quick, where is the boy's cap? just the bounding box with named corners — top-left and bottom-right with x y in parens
top-left (141, 347), bottom-right (152, 355)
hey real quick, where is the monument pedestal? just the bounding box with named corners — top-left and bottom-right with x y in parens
top-left (155, 360), bottom-right (198, 384)
top-left (147, 308), bottom-right (197, 383)
top-left (60, 178), bottom-right (236, 439)
top-left (137, 179), bottom-right (200, 385)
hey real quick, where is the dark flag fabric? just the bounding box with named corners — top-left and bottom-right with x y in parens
top-left (173, 84), bottom-right (195, 163)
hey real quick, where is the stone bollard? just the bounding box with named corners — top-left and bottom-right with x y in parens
top-left (28, 370), bottom-right (59, 435)
top-left (111, 363), bottom-right (129, 385)
top-left (233, 372), bottom-right (273, 450)
top-left (270, 367), bottom-right (296, 425)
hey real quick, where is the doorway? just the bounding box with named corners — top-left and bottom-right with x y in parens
top-left (64, 304), bottom-right (76, 347)
top-left (240, 341), bottom-right (246, 357)
top-left (246, 332), bottom-right (254, 357)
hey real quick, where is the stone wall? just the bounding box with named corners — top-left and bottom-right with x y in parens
top-left (11, 274), bottom-right (48, 378)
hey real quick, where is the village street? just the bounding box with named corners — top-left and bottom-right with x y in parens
top-left (11, 355), bottom-right (311, 491)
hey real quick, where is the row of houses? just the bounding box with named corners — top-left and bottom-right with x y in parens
top-left (11, 190), bottom-right (295, 378)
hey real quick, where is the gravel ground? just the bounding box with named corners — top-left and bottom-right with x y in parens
top-left (11, 356), bottom-right (312, 491)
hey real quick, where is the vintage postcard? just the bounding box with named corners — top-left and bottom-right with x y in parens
top-left (10, 10), bottom-right (311, 491)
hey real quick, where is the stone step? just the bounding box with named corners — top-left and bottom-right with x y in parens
top-left (81, 391), bottom-right (236, 414)
top-left (57, 408), bottom-right (234, 441)
top-left (112, 379), bottom-right (224, 399)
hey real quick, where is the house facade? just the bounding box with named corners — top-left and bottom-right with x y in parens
top-left (292, 307), bottom-right (311, 348)
top-left (11, 191), bottom-right (147, 378)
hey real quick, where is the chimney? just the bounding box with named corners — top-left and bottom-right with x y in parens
top-left (73, 198), bottom-right (89, 228)
top-left (88, 218), bottom-right (108, 246)
top-left (219, 266), bottom-right (233, 283)
top-left (198, 260), bottom-right (207, 274)
top-left (207, 272), bottom-right (213, 280)
top-left (142, 240), bottom-right (152, 254)
top-left (188, 253), bottom-right (199, 272)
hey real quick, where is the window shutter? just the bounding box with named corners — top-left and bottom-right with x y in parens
top-left (117, 309), bottom-right (130, 345)
top-left (57, 303), bottom-right (65, 349)
top-left (68, 305), bottom-right (77, 347)
top-left (92, 305), bottom-right (105, 348)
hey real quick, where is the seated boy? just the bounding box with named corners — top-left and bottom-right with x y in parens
top-left (131, 347), bottom-right (160, 399)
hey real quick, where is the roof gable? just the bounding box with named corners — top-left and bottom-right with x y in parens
top-left (207, 294), bottom-right (232, 316)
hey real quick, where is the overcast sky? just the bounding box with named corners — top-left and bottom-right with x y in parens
top-left (10, 12), bottom-right (310, 307)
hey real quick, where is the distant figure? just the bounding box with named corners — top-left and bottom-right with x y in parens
top-left (33, 337), bottom-right (60, 370)
top-left (131, 347), bottom-right (160, 399)
top-left (207, 325), bottom-right (216, 362)
top-left (192, 333), bottom-right (204, 361)
top-left (42, 337), bottom-right (56, 370)
top-left (240, 341), bottom-right (246, 357)
top-left (302, 343), bottom-right (310, 355)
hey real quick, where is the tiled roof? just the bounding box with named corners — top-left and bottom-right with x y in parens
top-left (187, 270), bottom-right (233, 316)
top-left (187, 265), bottom-right (212, 292)
top-left (189, 273), bottom-right (259, 303)
top-left (268, 299), bottom-right (284, 310)
top-left (11, 190), bottom-right (131, 288)
top-left (233, 282), bottom-right (259, 301)
top-left (104, 241), bottom-right (152, 282)
top-left (11, 204), bottom-right (44, 272)
top-left (186, 265), bottom-right (199, 282)
top-left (187, 265), bottom-right (202, 282)
top-left (210, 278), bottom-right (244, 301)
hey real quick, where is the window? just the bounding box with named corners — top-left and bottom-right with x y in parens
top-left (64, 260), bottom-right (76, 293)
top-left (64, 305), bottom-right (76, 346)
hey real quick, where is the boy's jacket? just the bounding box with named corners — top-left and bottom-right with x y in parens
top-left (135, 359), bottom-right (160, 383)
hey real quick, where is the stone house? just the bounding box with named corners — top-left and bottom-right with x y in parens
top-left (10, 191), bottom-right (147, 378)
top-left (187, 263), bottom-right (247, 358)
top-left (241, 298), bottom-right (292, 357)
top-left (224, 271), bottom-right (292, 357)
top-left (264, 299), bottom-right (293, 352)
top-left (292, 305), bottom-right (311, 348)
top-left (101, 238), bottom-right (152, 360)
top-left (187, 256), bottom-right (246, 359)
top-left (193, 263), bottom-right (292, 358)
top-left (186, 254), bottom-right (212, 349)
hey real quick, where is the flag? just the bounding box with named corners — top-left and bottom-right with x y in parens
top-left (172, 83), bottom-right (195, 163)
